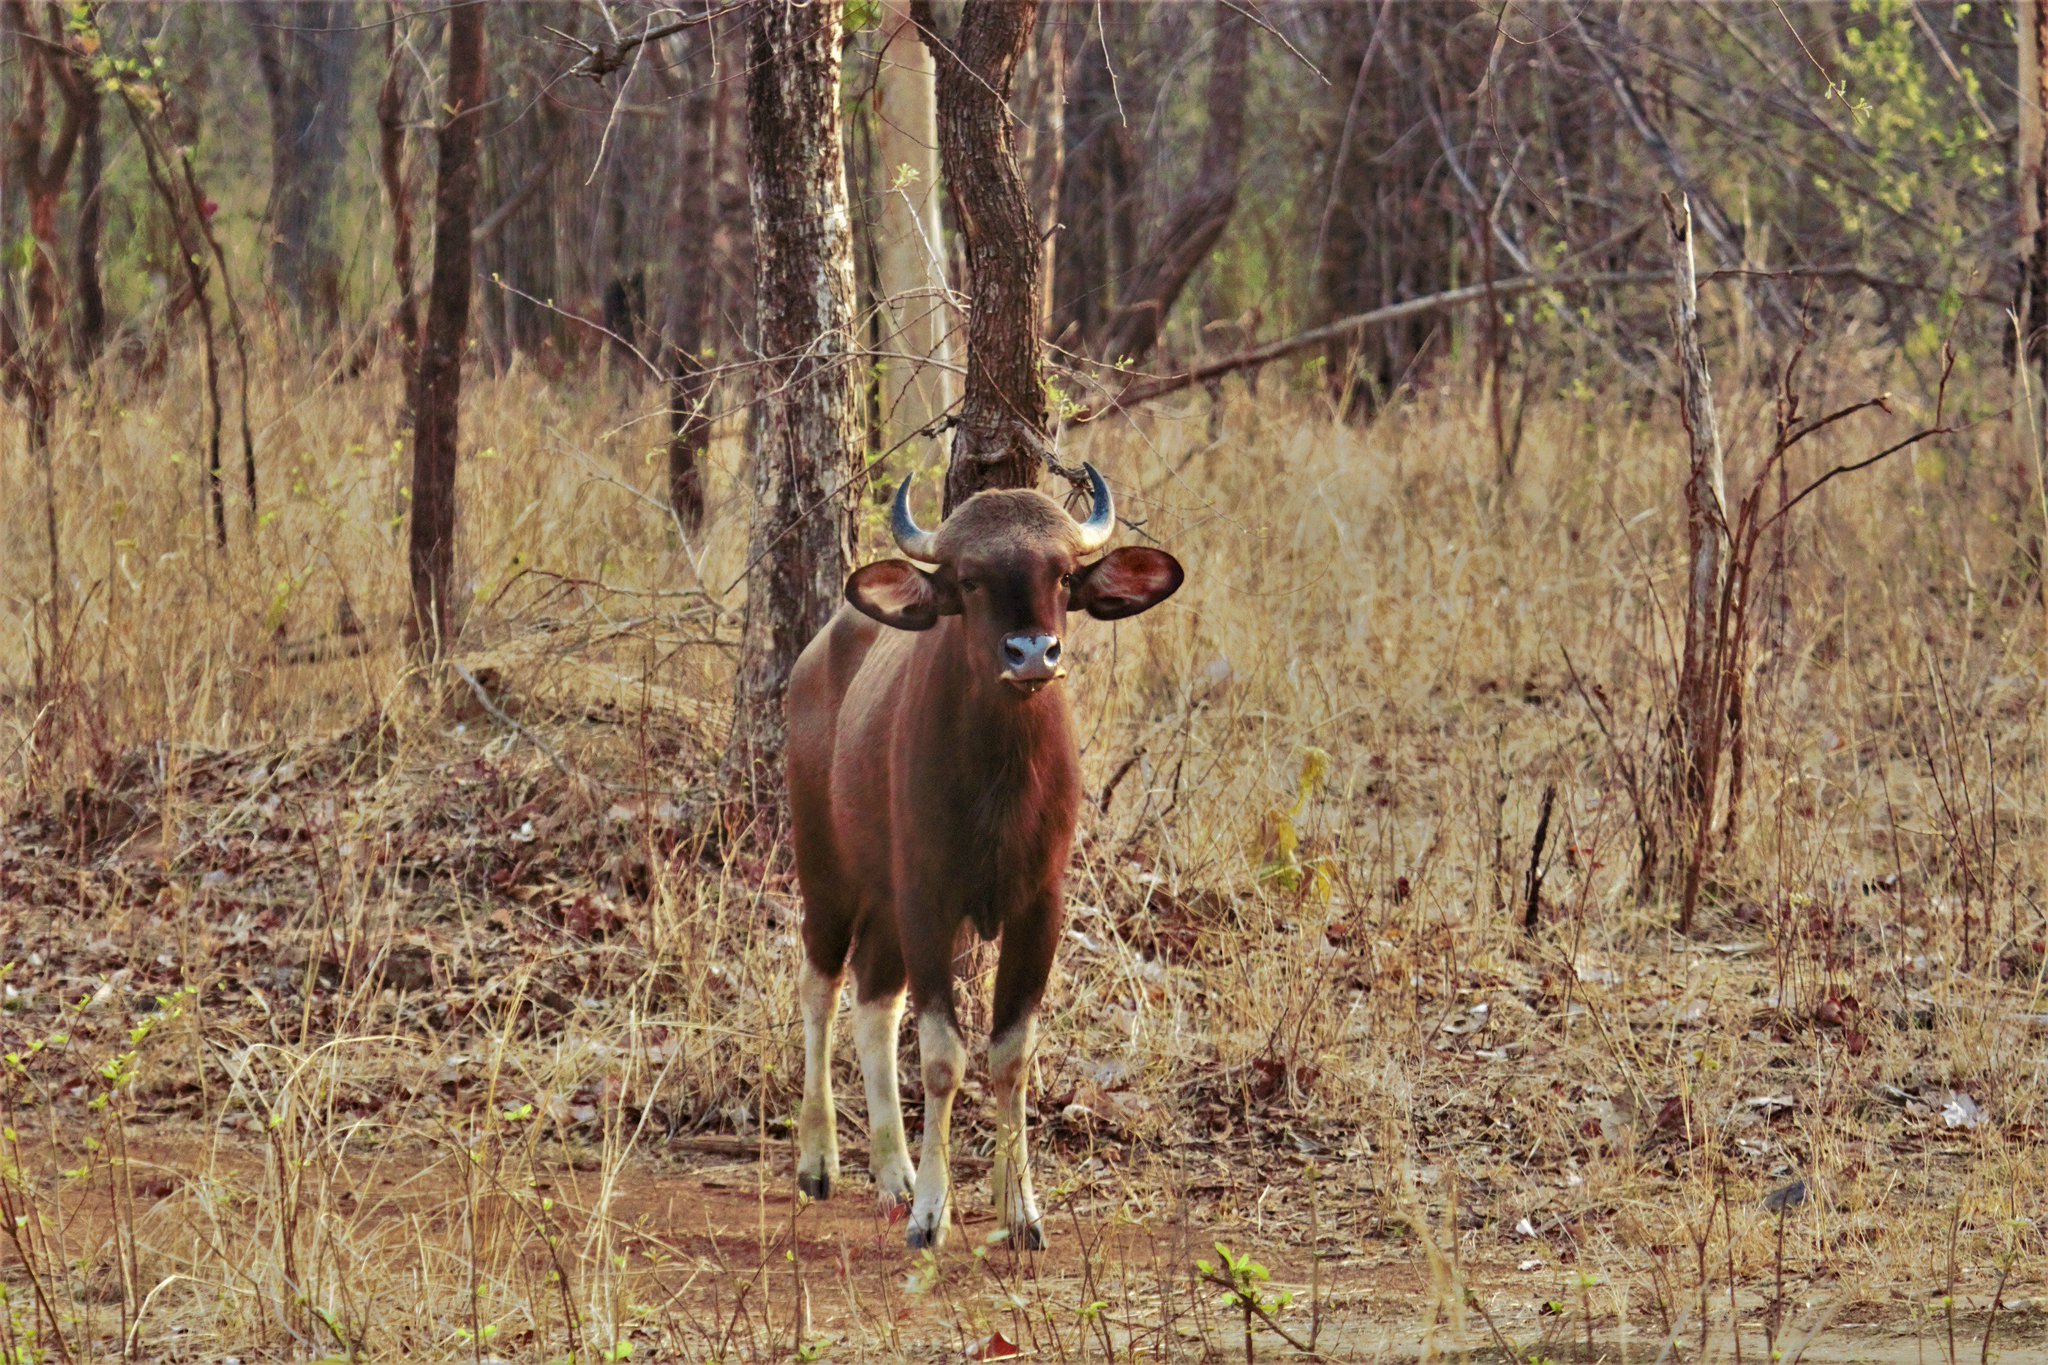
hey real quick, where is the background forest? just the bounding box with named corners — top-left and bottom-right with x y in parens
top-left (6, 1), bottom-right (2048, 1361)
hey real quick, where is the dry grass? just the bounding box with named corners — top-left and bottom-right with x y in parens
top-left (5, 333), bottom-right (2048, 1362)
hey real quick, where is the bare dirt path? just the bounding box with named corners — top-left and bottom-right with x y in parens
top-left (19, 1130), bottom-right (2044, 1362)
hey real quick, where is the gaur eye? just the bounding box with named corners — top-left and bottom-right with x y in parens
top-left (959, 578), bottom-right (979, 593)
top-left (1060, 573), bottom-right (1075, 589)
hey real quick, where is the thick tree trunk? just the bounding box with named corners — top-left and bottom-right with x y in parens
top-left (665, 25), bottom-right (721, 533)
top-left (405, 1), bottom-right (486, 657)
top-left (1097, 4), bottom-right (1247, 368)
top-left (914, 0), bottom-right (1048, 511)
top-left (724, 0), bottom-right (864, 797)
top-left (246, 0), bottom-right (358, 333)
top-left (872, 0), bottom-right (956, 453)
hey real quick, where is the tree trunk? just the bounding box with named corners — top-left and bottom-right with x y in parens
top-left (405, 0), bottom-right (486, 657)
top-left (1313, 2), bottom-right (1454, 414)
top-left (914, 0), bottom-right (1048, 511)
top-left (246, 0), bottom-right (358, 333)
top-left (119, 88), bottom-right (230, 547)
top-left (1049, 7), bottom-right (1132, 349)
top-left (1019, 10), bottom-right (1065, 341)
top-left (871, 0), bottom-right (956, 455)
top-left (2018, 1), bottom-right (2048, 407)
top-left (4, 0), bottom-right (88, 615)
top-left (1665, 197), bottom-right (1727, 936)
top-left (1097, 3), bottom-right (1247, 368)
top-left (483, 74), bottom-right (566, 359)
top-left (724, 0), bottom-right (864, 797)
top-left (72, 82), bottom-right (107, 367)
top-left (377, 0), bottom-right (419, 408)
top-left (665, 24), bottom-right (721, 533)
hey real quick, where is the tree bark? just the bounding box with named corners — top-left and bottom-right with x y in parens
top-left (246, 0), bottom-right (358, 333)
top-left (377, 0), bottom-right (419, 409)
top-left (665, 23), bottom-right (721, 533)
top-left (1312, 1), bottom-right (1474, 415)
top-left (4, 0), bottom-right (88, 611)
top-left (1665, 196), bottom-right (1727, 935)
top-left (872, 0), bottom-right (956, 454)
top-left (2018, 0), bottom-right (2048, 403)
top-left (1049, 5), bottom-right (1135, 351)
top-left (1019, 9), bottom-right (1065, 341)
top-left (724, 0), bottom-right (864, 797)
top-left (1097, 3), bottom-right (1247, 368)
top-left (914, 0), bottom-right (1048, 511)
top-left (406, 0), bottom-right (487, 657)
top-left (72, 80), bottom-right (107, 367)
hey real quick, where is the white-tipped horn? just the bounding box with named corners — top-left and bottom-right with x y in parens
top-left (1071, 462), bottom-right (1114, 551)
top-left (890, 476), bottom-right (941, 563)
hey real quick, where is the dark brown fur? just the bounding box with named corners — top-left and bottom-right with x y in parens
top-left (785, 485), bottom-right (1182, 1242)
top-left (786, 494), bottom-right (1094, 1034)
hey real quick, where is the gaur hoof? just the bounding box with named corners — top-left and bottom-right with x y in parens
top-left (906, 1215), bottom-right (945, 1250)
top-left (797, 1170), bottom-right (832, 1200)
top-left (1015, 1222), bottom-right (1046, 1252)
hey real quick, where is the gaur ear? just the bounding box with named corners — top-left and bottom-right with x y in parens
top-left (845, 560), bottom-right (960, 630)
top-left (1070, 547), bottom-right (1185, 621)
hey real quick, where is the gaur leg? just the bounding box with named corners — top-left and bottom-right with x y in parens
top-left (904, 916), bottom-right (966, 1250)
top-left (795, 907), bottom-right (854, 1199)
top-left (989, 899), bottom-right (1060, 1250)
top-left (849, 919), bottom-right (914, 1208)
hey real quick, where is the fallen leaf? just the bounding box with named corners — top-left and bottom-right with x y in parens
top-left (970, 1330), bottom-right (1023, 1361)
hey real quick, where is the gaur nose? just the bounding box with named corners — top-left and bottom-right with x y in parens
top-left (1000, 634), bottom-right (1064, 689)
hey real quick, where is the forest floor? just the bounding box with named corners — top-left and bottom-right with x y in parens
top-left (7, 369), bottom-right (2048, 1360)
top-left (7, 645), bottom-right (2048, 1363)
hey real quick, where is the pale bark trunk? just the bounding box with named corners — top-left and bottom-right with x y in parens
top-left (377, 1), bottom-right (419, 412)
top-left (914, 0), bottom-right (1048, 511)
top-left (2018, 2), bottom-right (2048, 407)
top-left (406, 1), bottom-right (487, 657)
top-left (873, 0), bottom-right (957, 455)
top-left (1666, 196), bottom-right (1727, 934)
top-left (725, 0), bottom-right (864, 798)
top-left (665, 24), bottom-right (723, 533)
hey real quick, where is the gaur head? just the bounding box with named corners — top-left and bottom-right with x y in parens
top-left (845, 464), bottom-right (1184, 697)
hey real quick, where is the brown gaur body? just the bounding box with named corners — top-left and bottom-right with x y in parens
top-left (784, 470), bottom-right (1183, 1249)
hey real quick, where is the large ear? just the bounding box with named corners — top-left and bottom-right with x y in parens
top-left (1070, 547), bottom-right (1184, 621)
top-left (845, 560), bottom-right (959, 630)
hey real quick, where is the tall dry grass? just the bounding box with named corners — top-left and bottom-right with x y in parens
top-left (4, 331), bottom-right (2048, 1360)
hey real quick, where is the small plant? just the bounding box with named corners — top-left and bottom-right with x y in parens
top-left (1255, 746), bottom-right (1335, 900)
top-left (1198, 1242), bottom-right (1312, 1361)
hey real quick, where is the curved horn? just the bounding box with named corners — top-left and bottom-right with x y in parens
top-left (1071, 462), bottom-right (1115, 552)
top-left (890, 475), bottom-right (941, 563)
